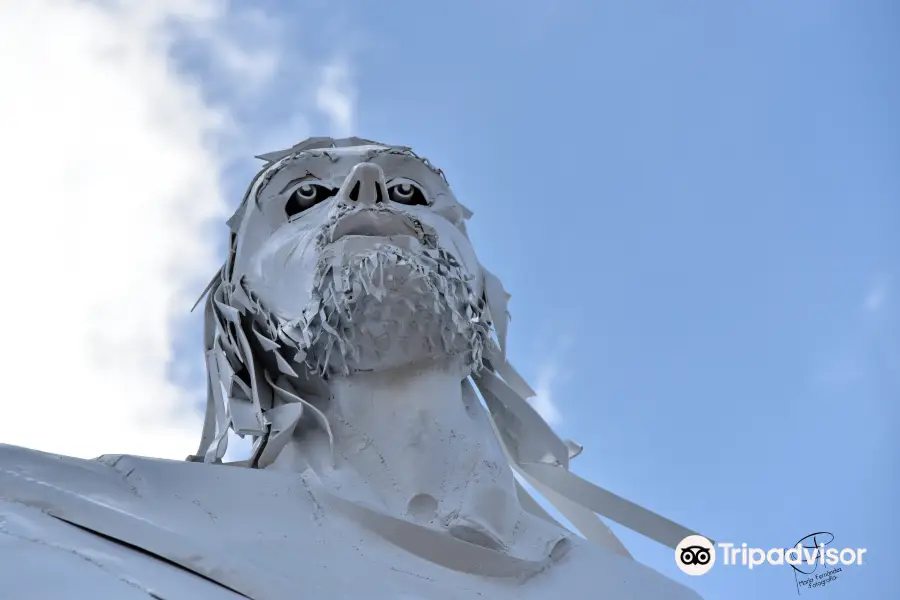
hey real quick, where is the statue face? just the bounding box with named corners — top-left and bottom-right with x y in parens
top-left (230, 144), bottom-right (487, 375)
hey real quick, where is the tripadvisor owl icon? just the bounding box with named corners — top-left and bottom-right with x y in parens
top-left (676, 535), bottom-right (716, 576)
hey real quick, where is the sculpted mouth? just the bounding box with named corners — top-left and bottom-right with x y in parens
top-left (328, 209), bottom-right (421, 243)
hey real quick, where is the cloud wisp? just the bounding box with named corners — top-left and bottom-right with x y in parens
top-left (525, 329), bottom-right (577, 429)
top-left (315, 58), bottom-right (357, 137)
top-left (811, 274), bottom-right (897, 392)
top-left (530, 364), bottom-right (565, 427)
top-left (863, 276), bottom-right (890, 315)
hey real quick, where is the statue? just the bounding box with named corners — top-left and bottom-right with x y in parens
top-left (0, 138), bottom-right (706, 599)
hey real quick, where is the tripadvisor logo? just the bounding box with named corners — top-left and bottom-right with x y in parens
top-left (675, 535), bottom-right (716, 576)
top-left (674, 532), bottom-right (867, 579)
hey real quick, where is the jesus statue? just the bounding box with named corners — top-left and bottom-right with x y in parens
top-left (0, 136), bottom-right (706, 599)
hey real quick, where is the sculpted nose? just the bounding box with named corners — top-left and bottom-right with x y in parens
top-left (337, 162), bottom-right (387, 207)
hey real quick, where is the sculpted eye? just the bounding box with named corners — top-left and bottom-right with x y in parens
top-left (387, 180), bottom-right (428, 206)
top-left (285, 182), bottom-right (336, 217)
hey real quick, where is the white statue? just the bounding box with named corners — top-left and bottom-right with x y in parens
top-left (0, 138), bottom-right (706, 599)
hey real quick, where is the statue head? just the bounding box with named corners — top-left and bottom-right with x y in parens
top-left (228, 138), bottom-right (488, 376)
top-left (193, 137), bottom-right (528, 466)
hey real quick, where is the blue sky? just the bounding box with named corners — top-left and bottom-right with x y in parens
top-left (171, 1), bottom-right (897, 597)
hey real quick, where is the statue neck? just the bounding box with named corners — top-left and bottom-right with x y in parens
top-left (271, 356), bottom-right (524, 550)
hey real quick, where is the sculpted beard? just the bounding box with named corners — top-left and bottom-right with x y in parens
top-left (282, 241), bottom-right (490, 377)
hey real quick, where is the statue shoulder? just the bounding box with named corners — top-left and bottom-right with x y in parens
top-left (0, 498), bottom-right (244, 599)
top-left (0, 500), bottom-right (153, 599)
top-left (0, 443), bottom-right (145, 502)
top-left (0, 444), bottom-right (246, 599)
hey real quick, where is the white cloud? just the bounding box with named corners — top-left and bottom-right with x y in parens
top-left (0, 0), bottom-right (313, 460)
top-left (182, 9), bottom-right (280, 91)
top-left (530, 364), bottom-right (564, 427)
top-left (864, 277), bottom-right (889, 314)
top-left (525, 332), bottom-right (574, 428)
top-left (249, 56), bottom-right (357, 159)
top-left (811, 276), bottom-right (896, 391)
top-left (315, 59), bottom-right (356, 137)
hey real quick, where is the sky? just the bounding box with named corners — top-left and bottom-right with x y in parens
top-left (0, 1), bottom-right (896, 599)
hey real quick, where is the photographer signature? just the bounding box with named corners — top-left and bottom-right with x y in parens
top-left (789, 531), bottom-right (836, 595)
top-left (789, 531), bottom-right (835, 575)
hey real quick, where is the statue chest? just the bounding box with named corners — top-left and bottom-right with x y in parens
top-left (0, 445), bottom-right (700, 600)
